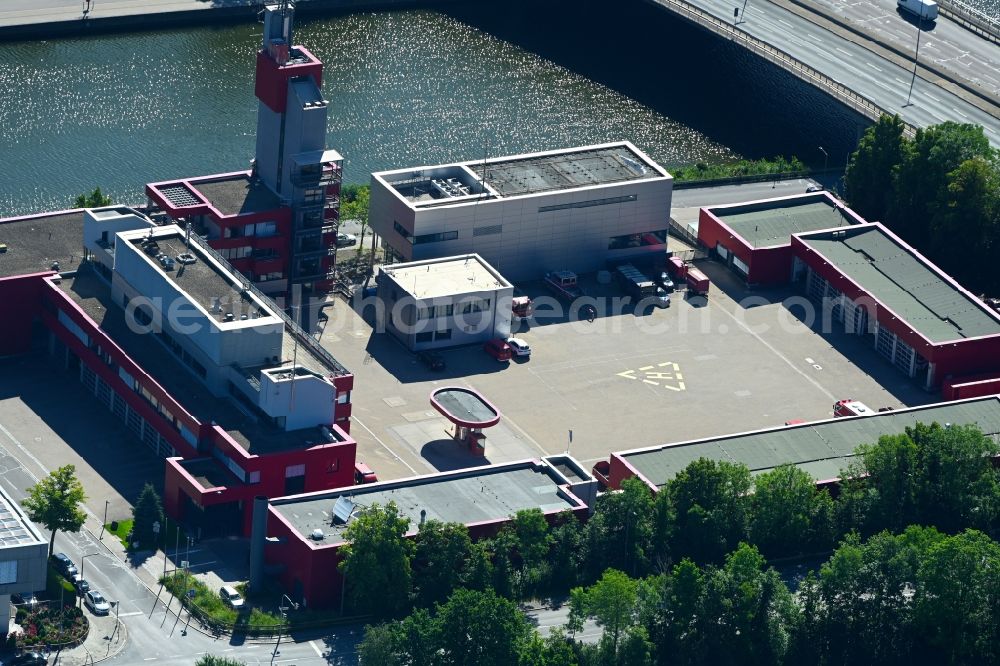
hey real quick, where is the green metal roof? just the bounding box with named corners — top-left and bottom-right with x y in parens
top-left (622, 397), bottom-right (1000, 488)
top-left (801, 225), bottom-right (1000, 342)
top-left (714, 199), bottom-right (853, 248)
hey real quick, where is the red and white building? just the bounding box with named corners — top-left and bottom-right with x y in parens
top-left (697, 193), bottom-right (1000, 390)
top-left (250, 456), bottom-right (596, 608)
top-left (0, 207), bottom-right (356, 537)
top-left (146, 2), bottom-right (342, 298)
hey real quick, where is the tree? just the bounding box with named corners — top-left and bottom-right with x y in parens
top-left (888, 121), bottom-right (993, 249)
top-left (583, 477), bottom-right (653, 579)
top-left (750, 464), bottom-right (834, 556)
top-left (74, 187), bottom-right (113, 208)
top-left (665, 458), bottom-right (751, 564)
top-left (412, 520), bottom-right (473, 607)
top-left (909, 422), bottom-right (1000, 535)
top-left (338, 502), bottom-right (413, 617)
top-left (838, 432), bottom-right (920, 535)
top-left (341, 184), bottom-right (370, 256)
top-left (434, 588), bottom-right (534, 666)
top-left (22, 464), bottom-right (87, 556)
top-left (570, 569), bottom-right (639, 658)
top-left (131, 483), bottom-right (164, 549)
top-left (913, 529), bottom-right (1000, 664)
top-left (929, 156), bottom-right (1000, 288)
top-left (845, 114), bottom-right (907, 221)
top-left (195, 657), bottom-right (246, 666)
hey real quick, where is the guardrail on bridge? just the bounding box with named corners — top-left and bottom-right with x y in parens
top-left (645, 0), bottom-right (917, 137)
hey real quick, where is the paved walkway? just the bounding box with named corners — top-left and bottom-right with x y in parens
top-left (0, 0), bottom-right (251, 29)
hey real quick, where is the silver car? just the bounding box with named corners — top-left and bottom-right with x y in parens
top-left (84, 590), bottom-right (111, 615)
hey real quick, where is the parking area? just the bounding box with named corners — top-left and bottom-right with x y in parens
top-left (0, 356), bottom-right (165, 523)
top-left (320, 257), bottom-right (934, 479)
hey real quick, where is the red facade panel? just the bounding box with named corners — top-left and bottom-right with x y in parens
top-left (0, 273), bottom-right (50, 355)
top-left (254, 49), bottom-right (324, 114)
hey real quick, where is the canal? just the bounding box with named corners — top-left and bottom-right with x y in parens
top-left (0, 0), bottom-right (869, 217)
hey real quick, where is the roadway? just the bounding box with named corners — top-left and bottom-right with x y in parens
top-left (652, 0), bottom-right (1000, 146)
top-left (808, 0), bottom-right (1000, 98)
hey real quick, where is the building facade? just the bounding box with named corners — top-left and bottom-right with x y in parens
top-left (369, 142), bottom-right (674, 281)
top-left (146, 2), bottom-right (343, 297)
top-left (696, 192), bottom-right (865, 286)
top-left (0, 207), bottom-right (357, 538)
top-left (252, 456), bottom-right (596, 609)
top-left (695, 194), bottom-right (1000, 389)
top-left (0, 488), bottom-right (48, 634)
top-left (375, 254), bottom-right (514, 351)
top-left (598, 395), bottom-right (1000, 492)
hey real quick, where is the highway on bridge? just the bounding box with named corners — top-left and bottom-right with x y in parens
top-left (809, 0), bottom-right (1000, 97)
top-left (652, 0), bottom-right (1000, 145)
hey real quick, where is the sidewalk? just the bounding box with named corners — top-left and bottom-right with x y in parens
top-left (48, 611), bottom-right (128, 666)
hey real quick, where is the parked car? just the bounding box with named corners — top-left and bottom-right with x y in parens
top-left (483, 338), bottom-right (512, 362)
top-left (1, 652), bottom-right (47, 665)
top-left (656, 271), bottom-right (675, 292)
top-left (219, 585), bottom-right (245, 609)
top-left (74, 578), bottom-right (90, 595)
top-left (51, 553), bottom-right (77, 578)
top-left (506, 337), bottom-right (531, 358)
top-left (417, 350), bottom-right (445, 372)
top-left (806, 184), bottom-right (824, 193)
top-left (11, 593), bottom-right (39, 609)
top-left (84, 590), bottom-right (111, 615)
top-left (335, 233), bottom-right (358, 247)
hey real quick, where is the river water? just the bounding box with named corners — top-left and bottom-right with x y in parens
top-left (0, 0), bottom-right (868, 217)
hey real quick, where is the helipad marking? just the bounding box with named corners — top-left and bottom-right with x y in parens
top-left (618, 361), bottom-right (686, 391)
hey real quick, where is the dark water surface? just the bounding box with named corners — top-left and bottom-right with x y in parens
top-left (0, 0), bottom-right (868, 216)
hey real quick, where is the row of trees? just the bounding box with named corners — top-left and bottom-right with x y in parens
top-left (349, 422), bottom-right (1000, 662)
top-left (342, 422), bottom-right (999, 623)
top-left (360, 527), bottom-right (1000, 665)
top-left (844, 117), bottom-right (999, 293)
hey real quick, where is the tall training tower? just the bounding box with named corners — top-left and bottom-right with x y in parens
top-left (254, 1), bottom-right (342, 294)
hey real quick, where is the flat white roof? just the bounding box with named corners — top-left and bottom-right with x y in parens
top-left (381, 254), bottom-right (511, 300)
top-left (374, 141), bottom-right (671, 207)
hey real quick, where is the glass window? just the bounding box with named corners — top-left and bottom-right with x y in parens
top-left (416, 331), bottom-right (434, 343)
top-left (435, 329), bottom-right (452, 341)
top-left (0, 560), bottom-right (17, 584)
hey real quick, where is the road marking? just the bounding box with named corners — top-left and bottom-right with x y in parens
top-left (952, 107), bottom-right (968, 118)
top-left (143, 659), bottom-right (157, 662)
top-left (865, 62), bottom-right (883, 72)
top-left (805, 357), bottom-right (814, 364)
top-left (806, 33), bottom-right (821, 41)
top-left (777, 18), bottom-right (792, 26)
top-left (713, 306), bottom-right (836, 401)
top-left (310, 641), bottom-right (324, 657)
top-left (835, 47), bottom-right (852, 57)
top-left (894, 77), bottom-right (905, 83)
top-left (350, 414), bottom-right (419, 476)
top-left (117, 611), bottom-right (144, 617)
top-left (926, 92), bottom-right (941, 101)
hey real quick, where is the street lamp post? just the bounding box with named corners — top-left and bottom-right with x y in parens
top-left (99, 500), bottom-right (109, 540)
top-left (818, 146), bottom-right (829, 174)
top-left (79, 553), bottom-right (99, 607)
top-left (905, 18), bottom-right (924, 107)
top-left (273, 594), bottom-right (299, 659)
top-left (737, 0), bottom-right (750, 24)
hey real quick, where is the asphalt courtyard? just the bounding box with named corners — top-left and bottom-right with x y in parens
top-left (319, 258), bottom-right (934, 481)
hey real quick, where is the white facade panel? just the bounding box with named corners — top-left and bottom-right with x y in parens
top-left (370, 143), bottom-right (673, 282)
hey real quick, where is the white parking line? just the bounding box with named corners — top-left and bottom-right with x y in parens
top-left (865, 62), bottom-right (883, 72)
top-left (310, 641), bottom-right (324, 657)
top-left (926, 92), bottom-right (941, 102)
top-left (835, 47), bottom-right (852, 57)
top-left (952, 107), bottom-right (969, 118)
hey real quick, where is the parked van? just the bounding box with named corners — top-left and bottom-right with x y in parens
top-left (219, 585), bottom-right (245, 609)
top-left (897, 0), bottom-right (938, 20)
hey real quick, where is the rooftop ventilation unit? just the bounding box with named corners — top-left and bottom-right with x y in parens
top-left (310, 529), bottom-right (325, 541)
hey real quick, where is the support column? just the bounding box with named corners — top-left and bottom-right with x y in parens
top-left (925, 362), bottom-right (936, 390)
top-left (249, 496), bottom-right (268, 593)
top-left (0, 594), bottom-right (10, 635)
